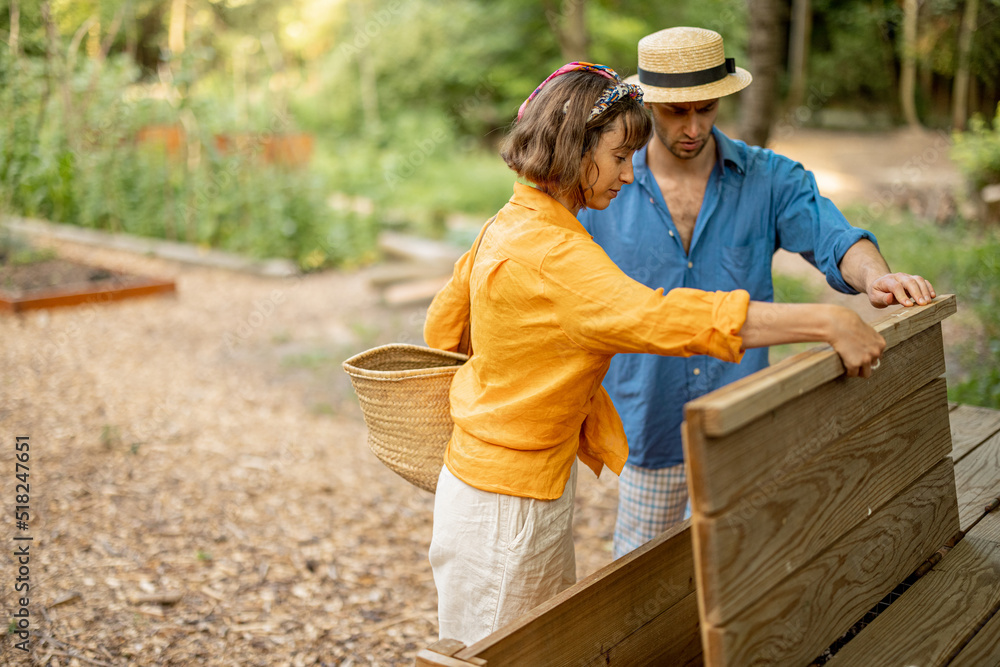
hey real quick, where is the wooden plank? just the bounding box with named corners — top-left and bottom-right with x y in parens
top-left (456, 599), bottom-right (700, 667)
top-left (379, 231), bottom-right (463, 267)
top-left (0, 278), bottom-right (176, 313)
top-left (366, 262), bottom-right (453, 288)
top-left (593, 591), bottom-right (702, 666)
top-left (427, 639), bottom-right (469, 657)
top-left (954, 430), bottom-right (1000, 531)
top-left (948, 606), bottom-right (1000, 667)
top-left (685, 323), bottom-right (946, 515)
top-left (699, 458), bottom-right (959, 667)
top-left (382, 276), bottom-right (451, 307)
top-left (825, 505), bottom-right (1000, 667)
top-left (687, 294), bottom-right (955, 437)
top-left (693, 379), bottom-right (952, 625)
top-left (415, 649), bottom-right (482, 667)
top-left (457, 521), bottom-right (699, 666)
top-left (950, 403), bottom-right (1000, 462)
top-left (414, 639), bottom-right (487, 665)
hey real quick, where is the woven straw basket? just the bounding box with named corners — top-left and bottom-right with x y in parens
top-left (342, 344), bottom-right (467, 493)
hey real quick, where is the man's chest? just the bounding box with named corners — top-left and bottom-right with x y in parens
top-left (654, 175), bottom-right (709, 253)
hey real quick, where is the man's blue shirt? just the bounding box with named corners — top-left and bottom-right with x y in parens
top-left (578, 127), bottom-right (877, 468)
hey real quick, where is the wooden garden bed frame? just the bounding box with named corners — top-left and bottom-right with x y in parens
top-left (415, 294), bottom-right (1000, 665)
top-left (0, 276), bottom-right (176, 313)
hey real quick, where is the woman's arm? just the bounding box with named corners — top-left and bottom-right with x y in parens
top-left (741, 302), bottom-right (886, 378)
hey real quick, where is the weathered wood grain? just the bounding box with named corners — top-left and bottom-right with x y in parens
top-left (825, 508), bottom-right (1000, 667)
top-left (458, 521), bottom-right (699, 666)
top-left (694, 379), bottom-right (952, 625)
top-left (954, 430), bottom-right (1000, 531)
top-left (700, 458), bottom-right (959, 667)
top-left (950, 403), bottom-right (1000, 462)
top-left (591, 591), bottom-right (702, 667)
top-left (686, 294), bottom-right (955, 437)
top-left (684, 323), bottom-right (946, 515)
top-left (415, 650), bottom-right (483, 667)
top-left (947, 606), bottom-right (1000, 667)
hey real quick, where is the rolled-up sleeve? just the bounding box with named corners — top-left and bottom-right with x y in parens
top-left (773, 158), bottom-right (878, 294)
top-left (541, 238), bottom-right (749, 361)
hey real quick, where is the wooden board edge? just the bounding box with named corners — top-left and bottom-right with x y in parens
top-left (1, 278), bottom-right (177, 313)
top-left (689, 295), bottom-right (955, 437)
top-left (947, 596), bottom-right (1000, 666)
top-left (456, 521), bottom-right (696, 664)
top-left (688, 324), bottom-right (946, 515)
top-left (414, 649), bottom-right (484, 667)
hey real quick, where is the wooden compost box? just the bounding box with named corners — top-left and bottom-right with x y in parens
top-left (416, 294), bottom-right (1000, 665)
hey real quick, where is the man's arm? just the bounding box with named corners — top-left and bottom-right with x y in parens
top-left (838, 239), bottom-right (937, 308)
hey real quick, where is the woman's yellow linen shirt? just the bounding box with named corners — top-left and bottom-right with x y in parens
top-left (424, 182), bottom-right (750, 500)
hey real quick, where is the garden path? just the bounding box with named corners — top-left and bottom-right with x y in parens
top-left (0, 127), bottom-right (963, 666)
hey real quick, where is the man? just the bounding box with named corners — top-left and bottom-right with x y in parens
top-left (578, 27), bottom-right (936, 559)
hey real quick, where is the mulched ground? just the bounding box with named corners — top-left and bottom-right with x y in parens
top-left (0, 238), bottom-right (619, 667)
top-left (0, 127), bottom-right (969, 665)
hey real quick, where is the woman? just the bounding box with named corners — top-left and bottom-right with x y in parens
top-left (424, 62), bottom-right (884, 645)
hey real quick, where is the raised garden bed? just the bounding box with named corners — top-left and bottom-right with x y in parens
top-left (0, 255), bottom-right (176, 313)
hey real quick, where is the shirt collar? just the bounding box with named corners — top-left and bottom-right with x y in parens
top-left (509, 182), bottom-right (590, 235)
top-left (632, 127), bottom-right (746, 179)
top-left (711, 126), bottom-right (746, 175)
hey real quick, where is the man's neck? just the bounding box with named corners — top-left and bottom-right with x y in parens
top-left (646, 129), bottom-right (717, 181)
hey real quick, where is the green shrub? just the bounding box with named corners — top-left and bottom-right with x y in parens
top-left (845, 204), bottom-right (1000, 408)
top-left (951, 104), bottom-right (1000, 190)
top-left (0, 54), bottom-right (380, 271)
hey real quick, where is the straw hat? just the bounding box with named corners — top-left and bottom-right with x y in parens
top-left (630, 27), bottom-right (752, 104)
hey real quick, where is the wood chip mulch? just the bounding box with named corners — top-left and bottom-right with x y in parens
top-left (0, 239), bottom-right (619, 666)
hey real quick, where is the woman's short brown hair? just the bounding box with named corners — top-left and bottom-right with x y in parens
top-left (501, 70), bottom-right (652, 210)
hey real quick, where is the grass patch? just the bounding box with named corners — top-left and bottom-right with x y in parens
top-left (847, 205), bottom-right (1000, 408)
top-left (769, 273), bottom-right (827, 364)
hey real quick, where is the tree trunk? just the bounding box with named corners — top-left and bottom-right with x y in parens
top-left (739, 0), bottom-right (786, 147)
top-left (350, 1), bottom-right (381, 136)
top-left (787, 0), bottom-right (811, 109)
top-left (952, 0), bottom-right (980, 130)
top-left (545, 0), bottom-right (589, 62)
top-left (900, 0), bottom-right (920, 128)
top-left (168, 0), bottom-right (186, 55)
top-left (9, 0), bottom-right (20, 58)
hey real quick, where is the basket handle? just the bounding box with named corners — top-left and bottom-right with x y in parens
top-left (458, 214), bottom-right (499, 357)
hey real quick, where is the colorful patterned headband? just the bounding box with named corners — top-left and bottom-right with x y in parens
top-left (586, 81), bottom-right (643, 121)
top-left (516, 62), bottom-right (644, 122)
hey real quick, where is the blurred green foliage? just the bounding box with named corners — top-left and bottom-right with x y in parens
top-left (952, 103), bottom-right (1000, 190)
top-left (0, 51), bottom-right (379, 270)
top-left (845, 205), bottom-right (1000, 408)
top-left (1, 0), bottom-right (999, 270)
top-left (773, 272), bottom-right (824, 305)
